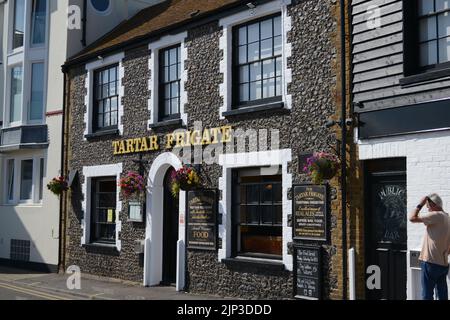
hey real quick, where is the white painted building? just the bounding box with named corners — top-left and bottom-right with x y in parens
top-left (0, 0), bottom-right (163, 271)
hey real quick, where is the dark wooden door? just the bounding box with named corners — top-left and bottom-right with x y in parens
top-left (162, 168), bottom-right (179, 285)
top-left (365, 160), bottom-right (407, 300)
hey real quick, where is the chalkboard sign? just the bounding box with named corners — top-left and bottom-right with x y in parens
top-left (294, 245), bottom-right (322, 300)
top-left (186, 190), bottom-right (218, 251)
top-left (293, 185), bottom-right (328, 241)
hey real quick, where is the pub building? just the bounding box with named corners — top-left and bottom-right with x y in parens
top-left (61, 0), bottom-right (349, 300)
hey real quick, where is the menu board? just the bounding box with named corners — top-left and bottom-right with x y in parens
top-left (294, 246), bottom-right (322, 300)
top-left (187, 190), bottom-right (218, 251)
top-left (293, 185), bottom-right (328, 241)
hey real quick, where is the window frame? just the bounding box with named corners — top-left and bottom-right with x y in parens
top-left (231, 13), bottom-right (283, 109)
top-left (92, 63), bottom-right (120, 133)
top-left (12, 0), bottom-right (25, 52)
top-left (231, 169), bottom-right (283, 260)
top-left (158, 44), bottom-right (182, 122)
top-left (90, 177), bottom-right (117, 245)
top-left (30, 0), bottom-right (47, 47)
top-left (3, 156), bottom-right (44, 205)
top-left (404, 0), bottom-right (450, 76)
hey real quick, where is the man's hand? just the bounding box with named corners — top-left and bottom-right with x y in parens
top-left (409, 197), bottom-right (428, 223)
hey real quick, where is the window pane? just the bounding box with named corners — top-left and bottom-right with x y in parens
top-left (276, 77), bottom-right (282, 96)
top-left (418, 0), bottom-right (435, 16)
top-left (247, 205), bottom-right (259, 224)
top-left (239, 45), bottom-right (247, 64)
top-left (262, 78), bottom-right (275, 98)
top-left (171, 97), bottom-right (180, 114)
top-left (250, 62), bottom-right (261, 81)
top-left (109, 67), bottom-right (117, 82)
top-left (274, 35), bottom-right (282, 56)
top-left (169, 65), bottom-right (177, 81)
top-left (261, 206), bottom-right (273, 225)
top-left (164, 66), bottom-right (169, 82)
top-left (39, 158), bottom-right (44, 201)
top-left (247, 184), bottom-right (259, 204)
top-left (274, 16), bottom-right (282, 35)
top-left (261, 38), bottom-right (273, 59)
top-left (239, 83), bottom-right (249, 102)
top-left (164, 84), bottom-right (171, 99)
top-left (276, 57), bottom-right (282, 77)
top-left (438, 12), bottom-right (450, 38)
top-left (420, 17), bottom-right (437, 42)
top-left (102, 70), bottom-right (109, 84)
top-left (10, 66), bottom-right (23, 123)
top-left (248, 42), bottom-right (260, 62)
top-left (13, 0), bottom-right (25, 49)
top-left (110, 111), bottom-right (118, 126)
top-left (273, 183), bottom-right (282, 203)
top-left (171, 82), bottom-right (179, 98)
top-left (420, 41), bottom-right (438, 66)
top-left (274, 206), bottom-right (282, 225)
top-left (164, 100), bottom-right (171, 116)
top-left (104, 112), bottom-right (110, 127)
top-left (248, 23), bottom-right (259, 43)
top-left (104, 99), bottom-right (110, 113)
top-left (439, 36), bottom-right (450, 63)
top-left (102, 84), bottom-right (109, 98)
top-left (31, 0), bottom-right (47, 45)
top-left (250, 81), bottom-right (262, 100)
top-left (261, 19), bottom-right (273, 40)
top-left (436, 0), bottom-right (450, 11)
top-left (97, 114), bottom-right (104, 128)
top-left (263, 59), bottom-right (275, 79)
top-left (239, 65), bottom-right (249, 83)
top-left (20, 160), bottom-right (33, 201)
top-left (30, 63), bottom-right (45, 121)
top-left (109, 82), bottom-right (117, 96)
top-left (261, 183), bottom-right (273, 203)
top-left (7, 160), bottom-right (15, 201)
top-left (239, 205), bottom-right (247, 224)
top-left (164, 50), bottom-right (170, 66)
top-left (238, 26), bottom-right (247, 45)
top-left (93, 179), bottom-right (116, 243)
top-left (169, 47), bottom-right (178, 65)
top-left (110, 96), bottom-right (118, 111)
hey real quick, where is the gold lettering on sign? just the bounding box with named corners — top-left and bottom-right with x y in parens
top-left (113, 126), bottom-right (233, 155)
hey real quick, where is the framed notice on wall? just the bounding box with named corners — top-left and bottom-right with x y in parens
top-left (293, 185), bottom-right (328, 242)
top-left (186, 190), bottom-right (218, 251)
top-left (294, 245), bottom-right (322, 300)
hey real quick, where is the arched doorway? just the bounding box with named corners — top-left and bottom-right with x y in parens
top-left (162, 168), bottom-right (179, 285)
top-left (143, 152), bottom-right (186, 291)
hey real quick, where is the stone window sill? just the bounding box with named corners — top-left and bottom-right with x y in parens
top-left (85, 129), bottom-right (120, 140)
top-left (221, 257), bottom-right (285, 272)
top-left (83, 243), bottom-right (120, 256)
top-left (223, 102), bottom-right (286, 117)
top-left (149, 118), bottom-right (183, 129)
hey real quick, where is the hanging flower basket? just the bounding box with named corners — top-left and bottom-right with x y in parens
top-left (170, 165), bottom-right (201, 197)
top-left (47, 176), bottom-right (69, 196)
top-left (303, 152), bottom-right (340, 185)
top-left (119, 171), bottom-right (146, 200)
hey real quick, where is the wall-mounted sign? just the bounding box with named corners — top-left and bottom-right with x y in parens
top-left (112, 126), bottom-right (232, 156)
top-left (293, 185), bottom-right (328, 242)
top-left (128, 201), bottom-right (143, 222)
top-left (187, 190), bottom-right (218, 251)
top-left (294, 245), bottom-right (322, 300)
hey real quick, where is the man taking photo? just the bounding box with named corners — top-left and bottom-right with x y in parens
top-left (410, 194), bottom-right (450, 300)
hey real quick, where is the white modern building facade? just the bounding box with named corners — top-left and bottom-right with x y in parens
top-left (0, 0), bottom-right (163, 271)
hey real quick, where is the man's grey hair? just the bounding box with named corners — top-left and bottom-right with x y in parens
top-left (428, 193), bottom-right (443, 209)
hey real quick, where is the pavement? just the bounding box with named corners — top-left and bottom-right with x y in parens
top-left (0, 266), bottom-right (226, 300)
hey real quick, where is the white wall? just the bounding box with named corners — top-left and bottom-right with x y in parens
top-left (359, 130), bottom-right (450, 300)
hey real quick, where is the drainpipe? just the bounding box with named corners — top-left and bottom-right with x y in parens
top-left (81, 0), bottom-right (87, 47)
top-left (340, 0), bottom-right (348, 301)
top-left (58, 69), bottom-right (67, 273)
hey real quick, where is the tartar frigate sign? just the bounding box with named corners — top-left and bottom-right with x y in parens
top-left (187, 190), bottom-right (218, 251)
top-left (112, 126), bottom-right (232, 155)
top-left (293, 185), bottom-right (328, 241)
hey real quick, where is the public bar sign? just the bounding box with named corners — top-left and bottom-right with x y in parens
top-left (294, 245), bottom-right (322, 300)
top-left (187, 190), bottom-right (218, 251)
top-left (293, 185), bottom-right (328, 241)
